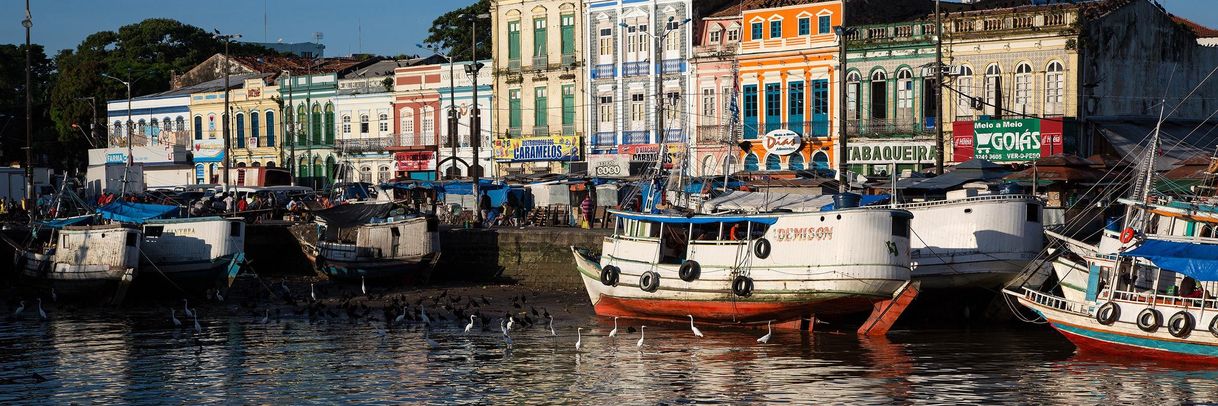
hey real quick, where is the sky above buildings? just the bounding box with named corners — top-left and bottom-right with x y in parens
top-left (0, 0), bottom-right (1215, 57)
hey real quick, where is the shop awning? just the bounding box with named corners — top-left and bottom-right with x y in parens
top-left (1125, 239), bottom-right (1218, 281)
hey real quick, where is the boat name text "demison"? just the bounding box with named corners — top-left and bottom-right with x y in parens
top-left (772, 227), bottom-right (834, 241)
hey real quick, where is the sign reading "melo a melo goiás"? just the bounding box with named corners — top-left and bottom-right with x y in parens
top-left (972, 119), bottom-right (1043, 161)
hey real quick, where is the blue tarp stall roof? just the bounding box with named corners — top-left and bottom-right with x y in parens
top-left (38, 215), bottom-right (94, 229)
top-left (820, 194), bottom-right (891, 211)
top-left (1125, 239), bottom-right (1218, 281)
top-left (97, 202), bottom-right (178, 224)
top-left (612, 211), bottom-right (779, 225)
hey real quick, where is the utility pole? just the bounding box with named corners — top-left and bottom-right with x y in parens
top-left (284, 70), bottom-right (296, 186)
top-left (22, 0), bottom-right (33, 203)
top-left (216, 31), bottom-right (242, 190)
top-left (835, 25), bottom-right (849, 193)
top-left (934, 0), bottom-right (945, 175)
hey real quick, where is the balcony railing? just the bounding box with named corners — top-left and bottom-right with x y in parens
top-left (562, 124), bottom-right (576, 136)
top-left (696, 124), bottom-right (730, 143)
top-left (532, 55), bottom-right (549, 70)
top-left (532, 126), bottom-right (551, 136)
top-left (398, 133), bottom-right (438, 147)
top-left (662, 128), bottom-right (685, 143)
top-left (624, 61), bottom-right (649, 77)
top-left (592, 64), bottom-right (615, 79)
top-left (508, 59), bottom-right (522, 71)
top-left (845, 118), bottom-right (928, 137)
top-left (337, 136), bottom-right (397, 153)
top-left (622, 131), bottom-right (649, 145)
top-left (507, 128), bottom-right (523, 137)
top-left (109, 130), bottom-right (191, 148)
top-left (561, 54), bottom-right (577, 66)
top-left (593, 132), bottom-right (616, 146)
top-left (660, 59), bottom-right (686, 73)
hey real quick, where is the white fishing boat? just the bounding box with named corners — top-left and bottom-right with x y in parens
top-left (572, 205), bottom-right (916, 326)
top-left (294, 202), bottom-right (441, 283)
top-left (139, 216), bottom-right (246, 288)
top-left (15, 221), bottom-right (141, 297)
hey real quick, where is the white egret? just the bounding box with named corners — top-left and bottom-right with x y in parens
top-left (192, 310), bottom-right (202, 334)
top-left (182, 299), bottom-right (193, 318)
top-left (361, 276), bottom-right (367, 295)
top-left (548, 315), bottom-right (556, 336)
top-left (13, 300), bottom-right (24, 317)
top-left (310, 283), bottom-right (318, 302)
top-left (506, 316), bottom-right (514, 332)
top-left (50, 288), bottom-right (56, 302)
top-left (757, 321), bottom-right (772, 344)
top-left (608, 317), bottom-right (618, 338)
top-left (36, 298), bottom-right (46, 320)
top-left (575, 327), bottom-right (583, 351)
top-left (260, 310), bottom-right (270, 324)
top-left (394, 307), bottom-right (407, 324)
top-left (636, 326), bottom-right (646, 348)
top-left (423, 330), bottom-right (439, 349)
top-left (464, 315), bottom-right (476, 333)
top-left (171, 309), bottom-right (182, 327)
top-left (420, 305), bottom-right (431, 325)
top-left (688, 315), bottom-right (703, 338)
top-left (215, 290), bottom-right (224, 302)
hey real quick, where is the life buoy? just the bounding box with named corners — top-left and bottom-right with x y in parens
top-left (1208, 315), bottom-right (1218, 338)
top-left (1096, 301), bottom-right (1120, 326)
top-left (1120, 227), bottom-right (1136, 244)
top-left (600, 265), bottom-right (620, 286)
top-left (639, 271), bottom-right (660, 293)
top-left (1137, 308), bottom-right (1162, 332)
top-left (678, 260), bottom-right (700, 282)
top-left (753, 238), bottom-right (771, 259)
top-left (1168, 311), bottom-right (1195, 338)
top-left (732, 275), bottom-right (754, 297)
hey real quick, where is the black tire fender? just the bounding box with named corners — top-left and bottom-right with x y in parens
top-left (1168, 311), bottom-right (1195, 338)
top-left (732, 275), bottom-right (754, 297)
top-left (639, 271), bottom-right (660, 293)
top-left (1096, 301), bottom-right (1120, 326)
top-left (678, 260), bottom-right (700, 282)
top-left (753, 238), bottom-right (771, 259)
top-left (1137, 308), bottom-right (1162, 333)
top-left (600, 265), bottom-right (620, 287)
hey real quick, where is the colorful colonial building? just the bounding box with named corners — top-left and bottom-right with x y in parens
top-left (689, 4), bottom-right (742, 177)
top-left (392, 64), bottom-right (444, 180)
top-left (334, 60), bottom-right (400, 184)
top-left (737, 0), bottom-right (841, 173)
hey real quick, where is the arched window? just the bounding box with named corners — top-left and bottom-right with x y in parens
top-left (360, 166), bottom-right (372, 183)
top-left (342, 115), bottom-right (352, 134)
top-left (266, 110), bottom-right (276, 147)
top-left (297, 105), bottom-right (308, 146)
top-left (765, 154), bottom-right (781, 171)
top-left (1045, 61), bottom-right (1064, 116)
top-left (984, 63), bottom-right (1002, 117)
top-left (870, 70), bottom-right (888, 120)
top-left (175, 116), bottom-right (185, 132)
top-left (811, 151), bottom-right (829, 170)
top-left (113, 121), bottom-right (123, 138)
top-left (150, 118), bottom-right (159, 133)
top-left (378, 113), bottom-right (389, 133)
top-left (324, 104), bottom-right (335, 144)
top-left (421, 107), bottom-right (435, 145)
top-left (194, 163), bottom-right (205, 184)
top-left (251, 111), bottom-right (261, 146)
top-left (137, 119), bottom-right (147, 136)
top-left (312, 157), bottom-right (323, 178)
top-left (1014, 62), bottom-right (1033, 114)
top-left (378, 166), bottom-right (390, 183)
top-left (896, 69), bottom-right (914, 113)
top-left (235, 113), bottom-right (245, 148)
top-left (846, 71), bottom-right (861, 119)
top-left (788, 153), bottom-right (805, 170)
top-left (956, 65), bottom-right (975, 117)
top-left (251, 162), bottom-right (261, 167)
top-left (193, 116), bottom-right (203, 140)
top-left (744, 153), bottom-right (759, 171)
top-left (360, 114), bottom-right (370, 134)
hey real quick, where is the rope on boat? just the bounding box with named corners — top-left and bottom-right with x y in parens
top-left (138, 249), bottom-right (189, 295)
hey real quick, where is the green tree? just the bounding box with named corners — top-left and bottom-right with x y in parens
top-left (0, 44), bottom-right (56, 167)
top-left (424, 0), bottom-right (491, 62)
top-left (49, 18), bottom-right (274, 168)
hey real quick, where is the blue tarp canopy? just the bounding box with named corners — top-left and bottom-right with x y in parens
top-left (38, 215), bottom-right (94, 229)
top-left (613, 211), bottom-right (778, 225)
top-left (1125, 239), bottom-right (1218, 281)
top-left (97, 201), bottom-right (178, 224)
top-left (821, 194), bottom-right (892, 211)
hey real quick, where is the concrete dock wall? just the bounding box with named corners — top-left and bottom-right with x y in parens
top-left (437, 227), bottom-right (608, 291)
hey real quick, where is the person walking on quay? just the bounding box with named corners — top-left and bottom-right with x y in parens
top-left (580, 194), bottom-right (594, 229)
top-left (479, 192), bottom-right (492, 228)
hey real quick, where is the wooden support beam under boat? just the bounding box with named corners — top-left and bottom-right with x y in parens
top-left (858, 280), bottom-right (920, 336)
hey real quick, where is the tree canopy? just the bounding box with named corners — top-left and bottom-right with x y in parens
top-left (423, 0), bottom-right (492, 62)
top-left (0, 44), bottom-right (55, 166)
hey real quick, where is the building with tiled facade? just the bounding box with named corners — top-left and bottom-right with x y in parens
top-left (689, 4), bottom-right (741, 177)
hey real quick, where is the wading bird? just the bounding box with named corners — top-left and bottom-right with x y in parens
top-left (193, 310), bottom-right (202, 334)
top-left (548, 315), bottom-right (556, 336)
top-left (420, 305), bottom-right (431, 326)
top-left (310, 283), bottom-right (318, 302)
top-left (757, 321), bottom-right (772, 344)
top-left (171, 309), bottom-right (181, 327)
top-left (361, 276), bottom-right (367, 295)
top-left (36, 298), bottom-right (47, 320)
top-left (575, 327), bottom-right (583, 351)
top-left (182, 299), bottom-right (193, 318)
top-left (506, 315), bottom-right (514, 332)
top-left (608, 317), bottom-right (618, 338)
top-left (261, 310), bottom-right (270, 324)
top-left (424, 329), bottom-right (439, 349)
top-left (395, 307), bottom-right (407, 324)
top-left (465, 315), bottom-right (476, 333)
top-left (688, 315), bottom-right (703, 338)
top-left (13, 301), bottom-right (24, 317)
top-left (50, 288), bottom-right (56, 302)
top-left (636, 326), bottom-right (646, 348)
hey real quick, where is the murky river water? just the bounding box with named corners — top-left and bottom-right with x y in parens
top-left (2, 307), bottom-right (1218, 404)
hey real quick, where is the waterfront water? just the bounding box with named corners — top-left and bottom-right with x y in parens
top-left (2, 307), bottom-right (1218, 404)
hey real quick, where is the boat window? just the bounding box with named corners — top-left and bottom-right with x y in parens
top-left (146, 226), bottom-right (164, 237)
top-left (126, 232), bottom-right (138, 247)
top-left (691, 223), bottom-right (719, 241)
top-left (661, 223), bottom-right (691, 264)
top-left (748, 222), bottom-right (769, 240)
top-left (614, 218), bottom-right (625, 236)
top-left (230, 221), bottom-right (242, 237)
top-left (722, 222), bottom-right (746, 241)
top-left (391, 227), bottom-right (401, 237)
top-left (892, 215), bottom-right (910, 238)
top-left (1025, 203), bottom-right (1040, 223)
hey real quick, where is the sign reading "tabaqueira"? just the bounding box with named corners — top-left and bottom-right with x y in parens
top-left (763, 129), bottom-right (803, 156)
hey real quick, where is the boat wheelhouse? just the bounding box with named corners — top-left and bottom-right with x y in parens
top-left (16, 222), bottom-right (141, 297)
top-left (294, 202), bottom-right (441, 283)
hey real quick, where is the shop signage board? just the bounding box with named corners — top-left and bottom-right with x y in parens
top-left (763, 129), bottom-right (802, 156)
top-left (492, 135), bottom-right (582, 162)
top-left (587, 154), bottom-right (631, 178)
top-left (847, 141), bottom-right (937, 164)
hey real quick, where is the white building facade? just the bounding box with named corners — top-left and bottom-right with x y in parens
top-left (334, 73), bottom-right (396, 184)
top-left (437, 60), bottom-right (496, 178)
top-left (98, 92), bottom-right (195, 192)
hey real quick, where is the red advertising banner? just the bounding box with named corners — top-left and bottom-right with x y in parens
top-left (952, 119), bottom-right (1064, 163)
top-left (1040, 118), bottom-right (1064, 157)
top-left (395, 151), bottom-right (435, 171)
top-left (952, 121), bottom-right (975, 162)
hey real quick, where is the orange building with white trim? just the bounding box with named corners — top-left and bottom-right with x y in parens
top-left (737, 0), bottom-right (841, 174)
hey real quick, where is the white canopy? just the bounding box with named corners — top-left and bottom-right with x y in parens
top-left (700, 190), bottom-right (833, 213)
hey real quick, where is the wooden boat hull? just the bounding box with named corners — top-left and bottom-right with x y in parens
top-left (307, 251), bottom-right (439, 283)
top-left (16, 251), bottom-right (133, 297)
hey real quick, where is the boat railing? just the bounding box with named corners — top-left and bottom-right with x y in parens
top-left (1108, 289), bottom-right (1218, 310)
top-left (1023, 288), bottom-right (1088, 315)
top-left (886, 194), bottom-right (1040, 210)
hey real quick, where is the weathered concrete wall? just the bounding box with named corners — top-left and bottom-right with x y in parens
top-left (437, 227), bottom-right (609, 291)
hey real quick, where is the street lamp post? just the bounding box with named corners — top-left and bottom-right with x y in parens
top-left (934, 0), bottom-right (945, 175)
top-left (834, 25), bottom-right (851, 193)
top-left (23, 0), bottom-right (33, 203)
top-left (101, 73), bottom-right (133, 195)
top-left (215, 31), bottom-right (242, 190)
top-left (464, 13), bottom-right (489, 224)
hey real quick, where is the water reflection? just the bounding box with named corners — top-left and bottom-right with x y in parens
top-left (2, 310), bottom-right (1218, 403)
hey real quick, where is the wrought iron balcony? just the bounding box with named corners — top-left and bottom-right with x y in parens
top-left (508, 59), bottom-right (522, 72)
top-left (622, 131), bottom-right (650, 145)
top-left (561, 54), bottom-right (577, 66)
top-left (845, 118), bottom-right (928, 137)
top-left (562, 124), bottom-right (577, 136)
top-left (531, 126), bottom-right (551, 136)
top-left (507, 128), bottom-right (523, 137)
top-left (337, 136), bottom-right (397, 153)
top-left (591, 64), bottom-right (615, 79)
top-left (593, 132), bottom-right (616, 146)
top-left (531, 55), bottom-right (549, 70)
top-left (623, 61), bottom-right (649, 77)
top-left (662, 129), bottom-right (685, 143)
top-left (660, 59), bottom-right (686, 74)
